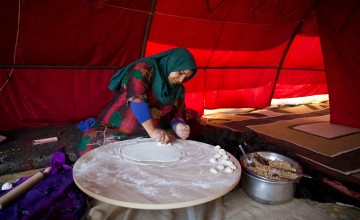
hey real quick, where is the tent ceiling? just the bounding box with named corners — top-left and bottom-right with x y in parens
top-left (0, 0), bottom-right (359, 130)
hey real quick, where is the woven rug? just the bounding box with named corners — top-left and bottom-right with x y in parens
top-left (205, 103), bottom-right (329, 123)
top-left (207, 103), bottom-right (360, 176)
top-left (247, 115), bottom-right (360, 157)
top-left (292, 121), bottom-right (360, 139)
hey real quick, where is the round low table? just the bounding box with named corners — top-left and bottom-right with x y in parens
top-left (73, 138), bottom-right (241, 219)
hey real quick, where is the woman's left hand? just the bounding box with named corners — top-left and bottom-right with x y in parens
top-left (173, 123), bottom-right (190, 140)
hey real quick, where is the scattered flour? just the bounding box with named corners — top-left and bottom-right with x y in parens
top-left (73, 138), bottom-right (241, 206)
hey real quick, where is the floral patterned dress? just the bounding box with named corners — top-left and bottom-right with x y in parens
top-left (76, 62), bottom-right (186, 157)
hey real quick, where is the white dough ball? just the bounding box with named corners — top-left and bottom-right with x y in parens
top-left (229, 164), bottom-right (237, 170)
top-left (224, 160), bottom-right (234, 166)
top-left (219, 149), bottom-right (226, 155)
top-left (213, 154), bottom-right (221, 159)
top-left (221, 155), bottom-right (229, 160)
top-left (224, 167), bottom-right (233, 173)
top-left (217, 165), bottom-right (225, 170)
top-left (214, 145), bottom-right (221, 150)
top-left (210, 168), bottom-right (218, 174)
top-left (209, 158), bottom-right (217, 163)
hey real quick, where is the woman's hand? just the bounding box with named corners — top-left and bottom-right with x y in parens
top-left (141, 119), bottom-right (172, 144)
top-left (149, 128), bottom-right (172, 144)
top-left (173, 123), bottom-right (190, 140)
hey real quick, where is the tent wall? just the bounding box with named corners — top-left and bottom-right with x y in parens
top-left (0, 0), bottom-right (358, 131)
top-left (316, 0), bottom-right (360, 128)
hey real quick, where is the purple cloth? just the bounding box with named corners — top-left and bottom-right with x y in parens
top-left (0, 151), bottom-right (86, 220)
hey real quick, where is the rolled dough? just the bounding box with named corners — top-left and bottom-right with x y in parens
top-left (121, 141), bottom-right (183, 162)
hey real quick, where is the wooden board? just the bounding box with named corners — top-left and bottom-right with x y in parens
top-left (73, 138), bottom-right (241, 210)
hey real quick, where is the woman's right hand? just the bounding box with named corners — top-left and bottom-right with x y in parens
top-left (149, 128), bottom-right (171, 144)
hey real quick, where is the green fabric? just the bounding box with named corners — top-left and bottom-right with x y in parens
top-left (109, 111), bottom-right (123, 127)
top-left (77, 135), bottom-right (91, 152)
top-left (108, 48), bottom-right (197, 104)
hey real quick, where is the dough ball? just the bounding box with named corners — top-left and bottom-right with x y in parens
top-left (221, 155), bottom-right (229, 160)
top-left (224, 160), bottom-right (234, 166)
top-left (229, 164), bottom-right (237, 170)
top-left (209, 157), bottom-right (217, 163)
top-left (224, 167), bottom-right (233, 173)
top-left (219, 149), bottom-right (226, 155)
top-left (214, 145), bottom-right (221, 150)
top-left (217, 165), bottom-right (225, 170)
top-left (210, 168), bottom-right (218, 174)
top-left (214, 154), bottom-right (221, 159)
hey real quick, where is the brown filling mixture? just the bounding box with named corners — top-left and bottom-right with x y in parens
top-left (242, 153), bottom-right (299, 181)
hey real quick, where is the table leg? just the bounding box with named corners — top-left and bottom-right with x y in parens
top-left (186, 206), bottom-right (196, 220)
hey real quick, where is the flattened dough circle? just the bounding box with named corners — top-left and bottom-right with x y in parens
top-left (121, 142), bottom-right (183, 162)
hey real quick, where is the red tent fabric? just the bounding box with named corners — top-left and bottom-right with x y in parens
top-left (0, 0), bottom-right (359, 131)
top-left (316, 0), bottom-right (360, 128)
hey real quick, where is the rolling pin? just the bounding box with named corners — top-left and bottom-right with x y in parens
top-left (0, 166), bottom-right (52, 209)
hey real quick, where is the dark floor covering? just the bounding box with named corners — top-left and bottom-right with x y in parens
top-left (0, 124), bottom-right (82, 175)
top-left (1, 121), bottom-right (359, 210)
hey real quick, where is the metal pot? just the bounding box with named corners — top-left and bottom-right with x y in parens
top-left (239, 151), bottom-right (302, 205)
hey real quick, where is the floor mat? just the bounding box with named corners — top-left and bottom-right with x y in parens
top-left (205, 103), bottom-right (329, 123)
top-left (247, 115), bottom-right (360, 157)
top-left (292, 121), bottom-right (360, 139)
top-left (207, 103), bottom-right (360, 177)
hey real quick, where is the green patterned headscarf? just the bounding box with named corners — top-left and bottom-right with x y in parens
top-left (108, 48), bottom-right (197, 104)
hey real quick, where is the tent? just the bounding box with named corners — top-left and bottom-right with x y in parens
top-left (1, 0), bottom-right (359, 131)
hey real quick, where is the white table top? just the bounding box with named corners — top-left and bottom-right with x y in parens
top-left (73, 138), bottom-right (241, 210)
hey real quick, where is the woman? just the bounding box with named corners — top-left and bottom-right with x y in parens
top-left (76, 48), bottom-right (197, 157)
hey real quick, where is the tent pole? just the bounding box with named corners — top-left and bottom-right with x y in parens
top-left (140, 0), bottom-right (157, 58)
top-left (269, 1), bottom-right (316, 106)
